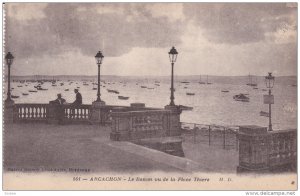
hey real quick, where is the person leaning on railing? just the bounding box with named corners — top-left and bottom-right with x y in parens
top-left (50, 93), bottom-right (67, 124)
top-left (70, 89), bottom-right (82, 118)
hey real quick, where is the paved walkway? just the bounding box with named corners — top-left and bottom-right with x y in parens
top-left (4, 124), bottom-right (185, 173)
top-left (4, 123), bottom-right (238, 173)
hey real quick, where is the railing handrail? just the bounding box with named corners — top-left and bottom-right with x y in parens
top-left (111, 109), bottom-right (170, 115)
top-left (180, 122), bottom-right (239, 131)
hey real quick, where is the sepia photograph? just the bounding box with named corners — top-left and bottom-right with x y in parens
top-left (2, 2), bottom-right (297, 191)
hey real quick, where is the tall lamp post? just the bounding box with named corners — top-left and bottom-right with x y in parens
top-left (5, 52), bottom-right (14, 103)
top-left (168, 46), bottom-right (178, 106)
top-left (264, 72), bottom-right (275, 131)
top-left (95, 51), bottom-right (104, 102)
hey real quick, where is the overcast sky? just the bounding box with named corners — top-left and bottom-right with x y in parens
top-left (4, 3), bottom-right (297, 76)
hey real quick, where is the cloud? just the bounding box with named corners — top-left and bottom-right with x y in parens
top-left (5, 3), bottom-right (185, 60)
top-left (183, 3), bottom-right (297, 44)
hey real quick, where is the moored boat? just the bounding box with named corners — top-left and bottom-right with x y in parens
top-left (233, 94), bottom-right (249, 102)
top-left (107, 89), bottom-right (119, 94)
top-left (260, 111), bottom-right (269, 117)
top-left (118, 96), bottom-right (129, 100)
top-left (186, 92), bottom-right (195, 96)
top-left (221, 90), bottom-right (229, 93)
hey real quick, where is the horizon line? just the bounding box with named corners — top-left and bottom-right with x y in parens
top-left (9, 74), bottom-right (297, 77)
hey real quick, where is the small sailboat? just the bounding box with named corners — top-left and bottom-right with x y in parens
top-left (92, 82), bottom-right (97, 90)
top-left (118, 96), bottom-right (129, 100)
top-left (246, 74), bottom-right (257, 87)
top-left (221, 90), bottom-right (229, 93)
top-left (37, 87), bottom-right (48, 91)
top-left (260, 111), bottom-right (269, 117)
top-left (206, 75), bottom-right (212, 85)
top-left (233, 94), bottom-right (249, 102)
top-left (186, 92), bottom-right (195, 96)
top-left (107, 89), bottom-right (119, 94)
top-left (199, 75), bottom-right (205, 84)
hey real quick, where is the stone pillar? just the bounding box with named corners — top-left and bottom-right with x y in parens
top-left (47, 102), bottom-right (58, 124)
top-left (237, 125), bottom-right (269, 173)
top-left (4, 100), bottom-right (15, 124)
top-left (164, 105), bottom-right (182, 136)
top-left (90, 100), bottom-right (106, 124)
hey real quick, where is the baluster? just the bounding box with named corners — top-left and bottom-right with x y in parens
top-left (41, 107), bottom-right (44, 118)
top-left (28, 107), bottom-right (31, 119)
top-left (19, 107), bottom-right (21, 119)
top-left (23, 107), bottom-right (26, 119)
top-left (29, 107), bottom-right (32, 119)
top-left (78, 108), bottom-right (81, 119)
top-left (24, 107), bottom-right (27, 119)
top-left (65, 108), bottom-right (68, 119)
top-left (80, 108), bottom-right (83, 119)
top-left (32, 107), bottom-right (35, 119)
top-left (83, 108), bottom-right (87, 119)
top-left (38, 107), bottom-right (42, 119)
top-left (30, 107), bottom-right (33, 119)
top-left (68, 108), bottom-right (70, 119)
top-left (82, 108), bottom-right (85, 119)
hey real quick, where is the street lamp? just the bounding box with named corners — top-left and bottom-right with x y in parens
top-left (168, 46), bottom-right (178, 106)
top-left (95, 51), bottom-right (104, 102)
top-left (5, 52), bottom-right (14, 103)
top-left (264, 72), bottom-right (275, 131)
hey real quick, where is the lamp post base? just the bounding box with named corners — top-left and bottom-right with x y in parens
top-left (90, 100), bottom-right (106, 124)
top-left (4, 99), bottom-right (15, 124)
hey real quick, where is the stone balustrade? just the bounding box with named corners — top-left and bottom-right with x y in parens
top-left (110, 109), bottom-right (172, 141)
top-left (13, 103), bottom-right (49, 122)
top-left (237, 125), bottom-right (297, 173)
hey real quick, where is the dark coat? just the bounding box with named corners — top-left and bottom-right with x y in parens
top-left (73, 92), bottom-right (82, 105)
top-left (53, 98), bottom-right (66, 105)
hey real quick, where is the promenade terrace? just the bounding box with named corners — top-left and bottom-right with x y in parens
top-left (4, 101), bottom-right (296, 173)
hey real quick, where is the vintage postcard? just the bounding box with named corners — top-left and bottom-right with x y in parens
top-left (2, 2), bottom-right (297, 191)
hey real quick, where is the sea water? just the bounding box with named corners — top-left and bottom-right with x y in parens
top-left (6, 76), bottom-right (297, 130)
